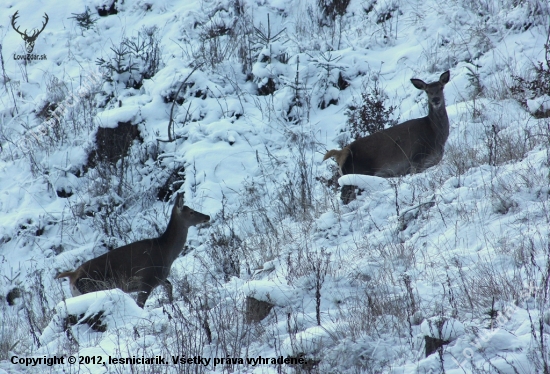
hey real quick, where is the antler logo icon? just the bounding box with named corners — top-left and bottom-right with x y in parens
top-left (11, 11), bottom-right (49, 54)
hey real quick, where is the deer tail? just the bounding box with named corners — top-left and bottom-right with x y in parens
top-left (55, 270), bottom-right (76, 280)
top-left (323, 149), bottom-right (341, 161)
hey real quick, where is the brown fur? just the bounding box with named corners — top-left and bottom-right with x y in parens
top-left (323, 148), bottom-right (351, 175)
top-left (55, 194), bottom-right (209, 307)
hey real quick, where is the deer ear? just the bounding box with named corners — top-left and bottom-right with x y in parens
top-left (439, 71), bottom-right (450, 85)
top-left (175, 192), bottom-right (184, 208)
top-left (410, 78), bottom-right (426, 90)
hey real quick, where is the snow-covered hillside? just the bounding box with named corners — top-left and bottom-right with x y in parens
top-left (0, 0), bottom-right (549, 372)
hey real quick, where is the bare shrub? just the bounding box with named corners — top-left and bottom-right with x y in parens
top-left (69, 7), bottom-right (98, 32)
top-left (196, 14), bottom-right (238, 69)
top-left (459, 256), bottom-right (525, 313)
top-left (364, 0), bottom-right (401, 43)
top-left (484, 118), bottom-right (542, 167)
top-left (338, 280), bottom-right (409, 340)
top-left (317, 0), bottom-right (351, 24)
top-left (206, 224), bottom-right (242, 282)
top-left (164, 300), bottom-right (212, 374)
top-left (511, 30), bottom-right (550, 118)
top-left (345, 77), bottom-right (397, 140)
top-left (444, 134), bottom-right (484, 176)
top-left (308, 249), bottom-right (331, 326)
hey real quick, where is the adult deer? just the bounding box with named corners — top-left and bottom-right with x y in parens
top-left (56, 194), bottom-right (210, 308)
top-left (324, 71), bottom-right (450, 177)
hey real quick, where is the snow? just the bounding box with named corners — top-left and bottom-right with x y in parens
top-left (40, 289), bottom-right (144, 350)
top-left (281, 324), bottom-right (334, 356)
top-left (0, 0), bottom-right (549, 373)
top-left (244, 280), bottom-right (296, 306)
top-left (527, 95), bottom-right (550, 114)
top-left (338, 174), bottom-right (391, 190)
top-left (420, 317), bottom-right (465, 341)
top-left (95, 105), bottom-right (143, 128)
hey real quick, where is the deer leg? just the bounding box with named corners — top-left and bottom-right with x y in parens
top-left (136, 286), bottom-right (153, 308)
top-left (158, 278), bottom-right (173, 303)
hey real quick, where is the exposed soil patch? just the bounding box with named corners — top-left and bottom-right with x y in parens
top-left (87, 121), bottom-right (142, 168)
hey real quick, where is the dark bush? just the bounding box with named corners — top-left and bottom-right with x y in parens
top-left (345, 82), bottom-right (397, 140)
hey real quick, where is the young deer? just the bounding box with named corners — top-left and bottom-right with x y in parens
top-left (55, 194), bottom-right (210, 308)
top-left (324, 71), bottom-right (450, 177)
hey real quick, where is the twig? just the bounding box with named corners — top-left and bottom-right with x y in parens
top-left (0, 43), bottom-right (19, 114)
top-left (159, 63), bottom-right (204, 142)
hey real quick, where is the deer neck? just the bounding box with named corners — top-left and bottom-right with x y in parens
top-left (158, 217), bottom-right (189, 264)
top-left (428, 103), bottom-right (449, 144)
